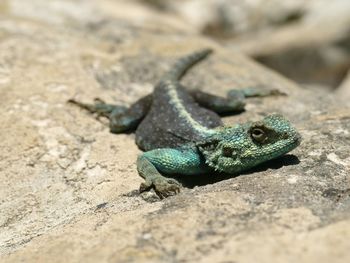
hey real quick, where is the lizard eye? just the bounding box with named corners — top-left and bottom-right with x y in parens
top-left (250, 127), bottom-right (267, 143)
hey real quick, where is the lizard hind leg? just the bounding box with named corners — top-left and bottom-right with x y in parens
top-left (227, 86), bottom-right (287, 99)
top-left (68, 94), bottom-right (152, 134)
top-left (190, 89), bottom-right (246, 114)
top-left (109, 94), bottom-right (152, 133)
top-left (68, 98), bottom-right (127, 118)
top-left (191, 86), bottom-right (286, 115)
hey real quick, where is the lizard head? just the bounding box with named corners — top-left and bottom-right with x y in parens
top-left (197, 114), bottom-right (301, 174)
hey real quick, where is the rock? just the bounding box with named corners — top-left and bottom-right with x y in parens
top-left (336, 70), bottom-right (350, 100)
top-left (0, 1), bottom-right (349, 263)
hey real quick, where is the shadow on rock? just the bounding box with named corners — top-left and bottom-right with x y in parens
top-left (176, 154), bottom-right (300, 188)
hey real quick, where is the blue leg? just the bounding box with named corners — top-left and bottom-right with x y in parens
top-left (137, 147), bottom-right (208, 198)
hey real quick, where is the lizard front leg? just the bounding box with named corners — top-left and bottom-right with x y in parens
top-left (138, 155), bottom-right (181, 198)
top-left (137, 147), bottom-right (208, 198)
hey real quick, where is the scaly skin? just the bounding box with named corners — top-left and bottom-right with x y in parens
top-left (69, 49), bottom-right (301, 198)
top-left (137, 114), bottom-right (300, 198)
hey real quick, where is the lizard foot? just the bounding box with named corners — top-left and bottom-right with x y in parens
top-left (140, 177), bottom-right (181, 199)
top-left (68, 98), bottom-right (127, 118)
top-left (261, 88), bottom-right (287, 96)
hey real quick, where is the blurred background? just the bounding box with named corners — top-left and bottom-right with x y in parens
top-left (136, 0), bottom-right (350, 96)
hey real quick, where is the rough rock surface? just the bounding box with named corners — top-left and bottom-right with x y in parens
top-left (0, 1), bottom-right (349, 262)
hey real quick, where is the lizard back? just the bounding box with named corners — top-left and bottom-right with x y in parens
top-left (135, 49), bottom-right (223, 151)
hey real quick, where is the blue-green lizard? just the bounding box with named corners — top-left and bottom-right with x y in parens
top-left (69, 49), bottom-right (301, 198)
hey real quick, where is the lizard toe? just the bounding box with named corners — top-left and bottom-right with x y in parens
top-left (154, 178), bottom-right (181, 198)
top-left (139, 180), bottom-right (153, 193)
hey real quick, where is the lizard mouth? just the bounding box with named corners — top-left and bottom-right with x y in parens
top-left (294, 132), bottom-right (302, 146)
top-left (202, 131), bottom-right (302, 174)
top-left (287, 131), bottom-right (302, 151)
top-left (268, 132), bottom-right (302, 160)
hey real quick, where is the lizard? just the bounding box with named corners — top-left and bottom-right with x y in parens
top-left (69, 49), bottom-right (301, 198)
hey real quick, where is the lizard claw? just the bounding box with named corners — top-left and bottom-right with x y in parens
top-left (93, 97), bottom-right (106, 104)
top-left (139, 178), bottom-right (181, 199)
top-left (139, 180), bottom-right (153, 192)
top-left (154, 178), bottom-right (181, 198)
top-left (266, 89), bottom-right (287, 96)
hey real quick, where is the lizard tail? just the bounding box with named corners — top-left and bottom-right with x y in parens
top-left (161, 48), bottom-right (213, 82)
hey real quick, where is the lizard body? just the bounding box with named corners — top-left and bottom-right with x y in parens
top-left (69, 49), bottom-right (301, 198)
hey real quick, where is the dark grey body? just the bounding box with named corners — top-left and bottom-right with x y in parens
top-left (135, 82), bottom-right (223, 151)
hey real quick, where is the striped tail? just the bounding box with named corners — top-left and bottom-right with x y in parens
top-left (161, 48), bottom-right (213, 82)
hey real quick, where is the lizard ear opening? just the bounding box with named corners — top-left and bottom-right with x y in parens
top-left (196, 139), bottom-right (219, 153)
